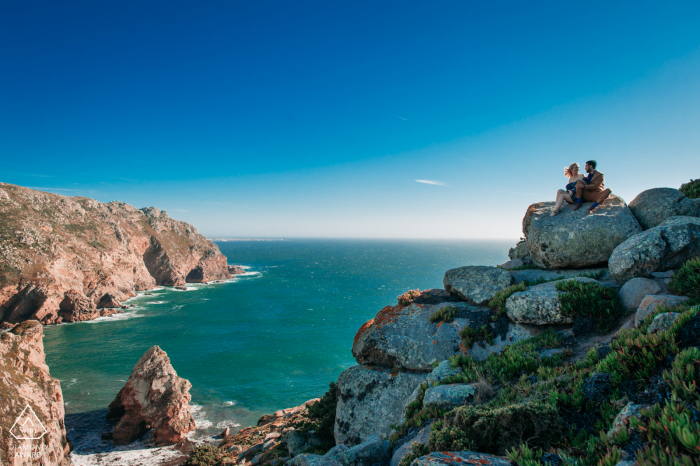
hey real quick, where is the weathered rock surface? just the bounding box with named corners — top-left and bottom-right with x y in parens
top-left (325, 435), bottom-right (391, 466)
top-left (609, 216), bottom-right (700, 281)
top-left (506, 277), bottom-right (606, 325)
top-left (646, 312), bottom-right (682, 334)
top-left (107, 345), bottom-right (196, 445)
top-left (618, 278), bottom-right (662, 312)
top-left (0, 321), bottom-right (70, 465)
top-left (403, 361), bottom-right (464, 416)
top-left (443, 266), bottom-right (514, 305)
top-left (58, 288), bottom-right (100, 322)
top-left (390, 423), bottom-right (433, 466)
top-left (335, 365), bottom-right (426, 446)
top-left (218, 398), bottom-right (321, 461)
top-left (634, 295), bottom-right (689, 327)
top-left (96, 293), bottom-right (124, 309)
top-left (510, 268), bottom-right (610, 284)
top-left (522, 196), bottom-right (641, 269)
top-left (628, 188), bottom-right (700, 230)
top-left (508, 241), bottom-right (530, 261)
top-left (607, 403), bottom-right (648, 439)
top-left (411, 451), bottom-right (511, 466)
top-left (353, 290), bottom-right (533, 371)
top-left (0, 183), bottom-right (231, 325)
top-left (423, 384), bottom-right (476, 410)
top-left (286, 455), bottom-right (343, 466)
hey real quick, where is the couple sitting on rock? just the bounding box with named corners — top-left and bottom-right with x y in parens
top-left (551, 160), bottom-right (612, 216)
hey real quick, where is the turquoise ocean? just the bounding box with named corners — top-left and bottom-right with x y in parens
top-left (43, 239), bottom-right (513, 442)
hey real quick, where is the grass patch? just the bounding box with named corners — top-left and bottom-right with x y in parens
top-left (555, 280), bottom-right (624, 333)
top-left (679, 178), bottom-right (700, 199)
top-left (429, 305), bottom-right (459, 323)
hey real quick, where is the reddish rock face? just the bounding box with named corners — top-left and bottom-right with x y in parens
top-left (107, 346), bottom-right (196, 446)
top-left (0, 321), bottom-right (70, 465)
top-left (96, 293), bottom-right (124, 309)
top-left (59, 289), bottom-right (100, 322)
top-left (0, 182), bottom-right (232, 325)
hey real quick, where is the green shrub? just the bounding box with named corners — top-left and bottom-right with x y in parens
top-left (299, 381), bottom-right (337, 449)
top-left (680, 178), bottom-right (700, 199)
top-left (668, 257), bottom-right (700, 301)
top-left (555, 280), bottom-right (624, 333)
top-left (183, 445), bottom-right (225, 466)
top-left (429, 402), bottom-right (562, 456)
top-left (429, 305), bottom-right (459, 323)
top-left (398, 442), bottom-right (430, 466)
top-left (488, 283), bottom-right (526, 313)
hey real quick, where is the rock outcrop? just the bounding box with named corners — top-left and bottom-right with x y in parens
top-left (352, 290), bottom-right (533, 370)
top-left (107, 346), bottom-right (196, 445)
top-left (634, 295), bottom-right (689, 327)
top-left (443, 267), bottom-right (513, 305)
top-left (628, 188), bottom-right (700, 230)
top-left (618, 278), bottom-right (662, 312)
top-left (0, 183), bottom-right (232, 325)
top-left (0, 321), bottom-right (70, 465)
top-left (522, 196), bottom-right (641, 269)
top-left (608, 216), bottom-right (700, 281)
top-left (334, 365), bottom-right (426, 446)
top-left (506, 277), bottom-right (612, 325)
top-left (411, 452), bottom-right (511, 466)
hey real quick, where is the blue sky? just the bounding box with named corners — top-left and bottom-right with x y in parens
top-left (1, 1), bottom-right (699, 238)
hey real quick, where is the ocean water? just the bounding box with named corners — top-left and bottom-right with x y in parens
top-left (43, 239), bottom-right (513, 443)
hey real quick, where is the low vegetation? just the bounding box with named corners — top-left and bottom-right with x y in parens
top-left (182, 444), bottom-right (226, 466)
top-left (679, 178), bottom-right (700, 199)
top-left (555, 280), bottom-right (624, 333)
top-left (398, 289), bottom-right (421, 305)
top-left (391, 296), bottom-right (700, 466)
top-left (428, 305), bottom-right (459, 323)
top-left (669, 256), bottom-right (700, 302)
top-left (296, 381), bottom-right (338, 454)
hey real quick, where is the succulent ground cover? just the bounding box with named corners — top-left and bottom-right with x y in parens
top-left (393, 300), bottom-right (700, 466)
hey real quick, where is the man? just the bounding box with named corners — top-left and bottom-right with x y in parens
top-left (572, 160), bottom-right (612, 213)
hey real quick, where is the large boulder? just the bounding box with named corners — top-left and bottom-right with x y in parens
top-left (411, 452), bottom-right (511, 466)
top-left (334, 365), bottom-right (426, 446)
top-left (608, 216), bottom-right (700, 281)
top-left (618, 278), bottom-right (662, 312)
top-left (628, 188), bottom-right (700, 230)
top-left (522, 196), bottom-right (641, 269)
top-left (352, 290), bottom-right (533, 371)
top-left (107, 345), bottom-right (196, 445)
top-left (443, 266), bottom-right (514, 305)
top-left (58, 289), bottom-right (100, 322)
top-left (506, 277), bottom-right (605, 325)
top-left (510, 268), bottom-right (610, 284)
top-left (634, 295), bottom-right (689, 327)
top-left (325, 435), bottom-right (391, 466)
top-left (390, 422), bottom-right (433, 466)
top-left (286, 455), bottom-right (343, 466)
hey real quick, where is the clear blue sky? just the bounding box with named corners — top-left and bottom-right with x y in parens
top-left (2, 1), bottom-right (699, 238)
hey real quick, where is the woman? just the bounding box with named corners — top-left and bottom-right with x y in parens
top-left (551, 163), bottom-right (584, 216)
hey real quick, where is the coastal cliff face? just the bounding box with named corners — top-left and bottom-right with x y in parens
top-left (0, 182), bottom-right (230, 325)
top-left (0, 321), bottom-right (70, 465)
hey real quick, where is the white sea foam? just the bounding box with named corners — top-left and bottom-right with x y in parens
top-left (84, 311), bottom-right (143, 324)
top-left (190, 404), bottom-right (213, 430)
top-left (223, 401), bottom-right (237, 407)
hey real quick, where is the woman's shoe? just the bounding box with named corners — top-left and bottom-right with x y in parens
top-left (550, 210), bottom-right (559, 216)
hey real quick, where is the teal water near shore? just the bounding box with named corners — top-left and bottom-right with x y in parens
top-left (44, 239), bottom-right (512, 441)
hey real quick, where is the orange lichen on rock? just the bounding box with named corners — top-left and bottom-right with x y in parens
top-left (353, 318), bottom-right (375, 347)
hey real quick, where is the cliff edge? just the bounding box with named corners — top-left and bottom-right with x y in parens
top-left (0, 182), bottom-right (231, 325)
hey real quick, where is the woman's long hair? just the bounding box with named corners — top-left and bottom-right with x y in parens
top-left (564, 163), bottom-right (579, 178)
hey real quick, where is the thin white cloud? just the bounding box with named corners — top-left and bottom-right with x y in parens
top-left (415, 180), bottom-right (447, 186)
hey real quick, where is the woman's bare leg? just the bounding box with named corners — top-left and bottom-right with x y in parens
top-left (552, 190), bottom-right (566, 215)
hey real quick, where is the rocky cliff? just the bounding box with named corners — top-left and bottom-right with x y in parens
top-left (0, 321), bottom-right (70, 465)
top-left (0, 182), bottom-right (232, 325)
